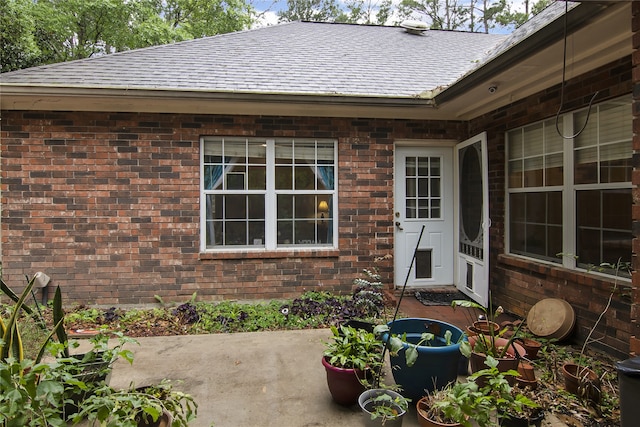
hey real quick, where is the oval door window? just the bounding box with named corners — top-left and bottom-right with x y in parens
top-left (460, 146), bottom-right (482, 242)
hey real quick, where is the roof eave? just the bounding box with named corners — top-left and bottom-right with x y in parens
top-left (0, 85), bottom-right (444, 120)
top-left (434, 1), bottom-right (609, 106)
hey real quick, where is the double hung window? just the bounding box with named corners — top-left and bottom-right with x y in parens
top-left (507, 96), bottom-right (632, 273)
top-left (202, 137), bottom-right (336, 250)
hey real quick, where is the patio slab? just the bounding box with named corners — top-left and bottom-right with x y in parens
top-left (103, 327), bottom-right (570, 427)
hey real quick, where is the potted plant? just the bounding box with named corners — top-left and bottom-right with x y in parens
top-left (416, 356), bottom-right (538, 427)
top-left (498, 384), bottom-right (545, 427)
top-left (452, 300), bottom-right (525, 384)
top-left (358, 387), bottom-right (408, 427)
top-left (72, 379), bottom-right (198, 427)
top-left (376, 318), bottom-right (465, 401)
top-left (416, 382), bottom-right (480, 427)
top-left (322, 324), bottom-right (384, 406)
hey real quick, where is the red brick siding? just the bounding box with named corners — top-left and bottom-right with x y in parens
top-left (0, 112), bottom-right (466, 304)
top-left (470, 56), bottom-right (634, 357)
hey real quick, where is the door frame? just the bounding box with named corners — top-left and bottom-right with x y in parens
top-left (454, 132), bottom-right (490, 306)
top-left (393, 140), bottom-right (457, 289)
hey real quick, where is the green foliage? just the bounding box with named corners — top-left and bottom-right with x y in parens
top-left (323, 325), bottom-right (384, 370)
top-left (425, 356), bottom-right (537, 427)
top-left (376, 323), bottom-right (454, 367)
top-left (396, 0), bottom-right (551, 32)
top-left (0, 358), bottom-right (70, 427)
top-left (367, 390), bottom-right (409, 423)
top-left (0, 0), bottom-right (41, 72)
top-left (0, 276), bottom-right (67, 365)
top-left (2, 0), bottom-right (255, 71)
top-left (74, 379), bottom-right (197, 427)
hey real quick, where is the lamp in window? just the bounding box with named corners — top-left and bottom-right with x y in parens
top-left (318, 200), bottom-right (329, 220)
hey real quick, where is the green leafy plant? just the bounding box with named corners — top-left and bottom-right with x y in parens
top-left (323, 325), bottom-right (384, 370)
top-left (374, 323), bottom-right (454, 367)
top-left (367, 391), bottom-right (409, 424)
top-left (452, 299), bottom-right (523, 360)
top-left (0, 276), bottom-right (67, 365)
top-left (73, 379), bottom-right (198, 427)
top-left (420, 356), bottom-right (538, 427)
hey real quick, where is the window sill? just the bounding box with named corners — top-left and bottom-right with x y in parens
top-left (199, 248), bottom-right (340, 260)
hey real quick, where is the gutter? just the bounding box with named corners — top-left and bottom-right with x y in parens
top-left (0, 85), bottom-right (438, 110)
top-left (434, 1), bottom-right (610, 105)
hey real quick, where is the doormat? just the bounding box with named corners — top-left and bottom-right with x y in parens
top-left (414, 289), bottom-right (470, 306)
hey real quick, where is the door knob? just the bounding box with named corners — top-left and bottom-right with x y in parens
top-left (395, 221), bottom-right (403, 230)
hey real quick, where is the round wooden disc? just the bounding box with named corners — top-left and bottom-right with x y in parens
top-left (527, 298), bottom-right (576, 340)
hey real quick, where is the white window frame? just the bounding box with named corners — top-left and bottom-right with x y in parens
top-left (506, 96), bottom-right (632, 273)
top-left (200, 137), bottom-right (338, 252)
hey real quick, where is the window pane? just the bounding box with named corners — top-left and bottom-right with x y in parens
top-left (510, 193), bottom-right (525, 222)
top-left (508, 130), bottom-right (523, 159)
top-left (295, 221), bottom-right (315, 244)
top-left (277, 195), bottom-right (293, 219)
top-left (278, 220), bottom-right (293, 245)
top-left (508, 191), bottom-right (561, 262)
top-left (226, 195), bottom-right (246, 219)
top-left (406, 157), bottom-right (416, 176)
top-left (418, 178), bottom-right (429, 197)
top-left (545, 153), bottom-right (563, 186)
top-left (248, 195), bottom-right (264, 220)
top-left (406, 178), bottom-right (416, 197)
top-left (226, 221), bottom-right (247, 245)
top-left (294, 141), bottom-right (316, 164)
top-left (600, 141), bottom-right (632, 183)
top-left (276, 166), bottom-right (293, 190)
top-left (275, 142), bottom-right (293, 164)
top-left (406, 199), bottom-right (416, 219)
top-left (295, 194), bottom-right (316, 219)
top-left (294, 166), bottom-right (315, 190)
top-left (248, 166), bottom-right (266, 190)
top-left (576, 189), bottom-right (631, 268)
top-left (508, 160), bottom-right (523, 188)
top-left (523, 157), bottom-right (543, 187)
top-left (574, 147), bottom-right (598, 184)
top-left (317, 142), bottom-right (335, 164)
top-left (523, 123), bottom-right (543, 156)
top-left (249, 222), bottom-right (265, 246)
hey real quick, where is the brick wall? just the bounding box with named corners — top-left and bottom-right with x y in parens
top-left (471, 56), bottom-right (634, 358)
top-left (0, 112), bottom-right (466, 305)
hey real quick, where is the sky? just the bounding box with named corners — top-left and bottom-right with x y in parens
top-left (250, 0), bottom-right (532, 33)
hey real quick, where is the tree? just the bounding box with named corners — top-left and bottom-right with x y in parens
top-left (398, 0), bottom-right (470, 31)
top-left (277, 0), bottom-right (342, 22)
top-left (1, 0), bottom-right (255, 71)
top-left (0, 0), bottom-right (41, 72)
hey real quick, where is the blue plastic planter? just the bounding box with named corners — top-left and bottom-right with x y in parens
top-left (382, 318), bottom-right (465, 401)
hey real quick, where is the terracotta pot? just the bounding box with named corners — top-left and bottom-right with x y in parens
top-left (516, 361), bottom-right (537, 390)
top-left (468, 336), bottom-right (525, 387)
top-left (517, 338), bottom-right (542, 359)
top-left (416, 396), bottom-right (462, 427)
top-left (321, 356), bottom-right (368, 406)
top-left (561, 363), bottom-right (601, 403)
top-left (470, 320), bottom-right (500, 335)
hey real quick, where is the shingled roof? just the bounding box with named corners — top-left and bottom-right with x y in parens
top-left (0, 21), bottom-right (506, 98)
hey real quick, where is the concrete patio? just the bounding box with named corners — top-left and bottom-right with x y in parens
top-left (99, 298), bottom-right (571, 427)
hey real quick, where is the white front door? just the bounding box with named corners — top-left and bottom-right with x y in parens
top-left (394, 146), bottom-right (454, 288)
top-left (454, 133), bottom-right (489, 306)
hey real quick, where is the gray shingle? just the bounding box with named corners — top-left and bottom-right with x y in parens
top-left (1, 22), bottom-right (506, 98)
